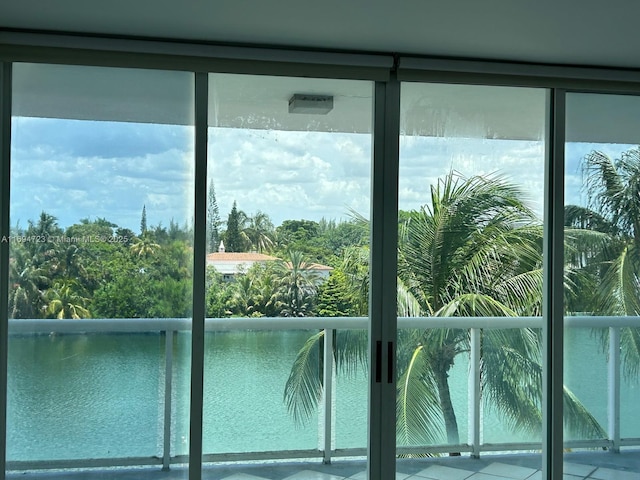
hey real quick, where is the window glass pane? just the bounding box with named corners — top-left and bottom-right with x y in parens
top-left (202, 73), bottom-right (372, 473)
top-left (7, 63), bottom-right (194, 476)
top-left (398, 83), bottom-right (545, 476)
top-left (564, 93), bottom-right (640, 474)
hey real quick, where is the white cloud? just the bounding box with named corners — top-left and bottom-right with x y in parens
top-left (11, 117), bottom-right (637, 233)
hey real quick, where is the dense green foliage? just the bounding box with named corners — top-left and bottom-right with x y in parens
top-left (8, 203), bottom-right (365, 319)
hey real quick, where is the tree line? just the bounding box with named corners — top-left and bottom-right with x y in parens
top-left (8, 187), bottom-right (368, 320)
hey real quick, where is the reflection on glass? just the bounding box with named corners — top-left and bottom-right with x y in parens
top-left (7, 63), bottom-right (194, 474)
top-left (564, 93), bottom-right (640, 468)
top-left (202, 74), bottom-right (372, 461)
top-left (398, 83), bottom-right (546, 465)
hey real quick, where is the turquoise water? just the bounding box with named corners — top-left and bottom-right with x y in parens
top-left (6, 328), bottom-right (639, 462)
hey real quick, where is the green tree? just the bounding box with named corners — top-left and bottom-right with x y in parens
top-left (8, 245), bottom-right (48, 318)
top-left (44, 279), bottom-right (91, 319)
top-left (207, 180), bottom-right (222, 252)
top-left (205, 268), bottom-right (233, 317)
top-left (140, 204), bottom-right (148, 235)
top-left (568, 148), bottom-right (640, 377)
top-left (243, 211), bottom-right (275, 252)
top-left (225, 201), bottom-right (244, 252)
top-left (285, 172), bottom-right (605, 447)
top-left (130, 235), bottom-right (161, 257)
top-left (315, 269), bottom-right (360, 317)
top-left (277, 249), bottom-right (320, 317)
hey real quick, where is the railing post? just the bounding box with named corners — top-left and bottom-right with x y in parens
top-left (608, 326), bottom-right (620, 453)
top-left (322, 328), bottom-right (334, 464)
top-left (469, 328), bottom-right (481, 458)
top-left (163, 330), bottom-right (175, 471)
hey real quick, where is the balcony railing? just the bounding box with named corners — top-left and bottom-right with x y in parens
top-left (6, 315), bottom-right (640, 471)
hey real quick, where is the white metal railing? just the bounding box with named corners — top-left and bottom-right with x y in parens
top-left (6, 315), bottom-right (640, 470)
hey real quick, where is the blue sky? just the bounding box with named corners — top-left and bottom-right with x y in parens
top-left (9, 116), bottom-right (634, 233)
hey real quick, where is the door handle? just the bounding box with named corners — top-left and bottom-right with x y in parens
top-left (375, 340), bottom-right (382, 383)
top-left (387, 341), bottom-right (394, 383)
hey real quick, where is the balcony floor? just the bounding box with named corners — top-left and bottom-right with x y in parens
top-left (7, 451), bottom-right (640, 480)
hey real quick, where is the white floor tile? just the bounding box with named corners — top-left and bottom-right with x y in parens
top-left (563, 462), bottom-right (596, 477)
top-left (480, 462), bottom-right (538, 480)
top-left (466, 474), bottom-right (511, 480)
top-left (414, 464), bottom-right (475, 480)
top-left (221, 474), bottom-right (271, 480)
top-left (348, 471), bottom-right (366, 480)
top-left (562, 474), bottom-right (583, 480)
top-left (350, 472), bottom-right (410, 480)
top-left (590, 467), bottom-right (639, 480)
top-left (283, 470), bottom-right (346, 480)
top-left (525, 472), bottom-right (542, 480)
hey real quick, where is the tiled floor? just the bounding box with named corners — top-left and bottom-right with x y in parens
top-left (7, 451), bottom-right (640, 480)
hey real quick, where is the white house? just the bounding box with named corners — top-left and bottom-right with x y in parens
top-left (206, 242), bottom-right (332, 281)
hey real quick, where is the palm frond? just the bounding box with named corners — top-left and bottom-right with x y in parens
top-left (283, 330), bottom-right (324, 424)
top-left (563, 386), bottom-right (607, 440)
top-left (396, 345), bottom-right (444, 446)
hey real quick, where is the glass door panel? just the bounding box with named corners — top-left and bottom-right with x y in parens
top-left (564, 93), bottom-right (640, 476)
top-left (398, 83), bottom-right (546, 477)
top-left (203, 73), bottom-right (372, 475)
top-left (7, 63), bottom-right (194, 476)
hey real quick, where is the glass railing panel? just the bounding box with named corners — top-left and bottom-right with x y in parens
top-left (621, 373), bottom-right (640, 439)
top-left (479, 327), bottom-right (541, 446)
top-left (170, 330), bottom-right (193, 459)
top-left (564, 327), bottom-right (608, 443)
top-left (202, 329), bottom-right (319, 455)
top-left (7, 331), bottom-right (164, 461)
top-left (334, 328), bottom-right (368, 450)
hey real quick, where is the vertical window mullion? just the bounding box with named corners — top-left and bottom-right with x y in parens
top-left (0, 62), bottom-right (12, 480)
top-left (189, 71), bottom-right (208, 480)
top-left (542, 88), bottom-right (566, 480)
top-left (368, 72), bottom-right (400, 480)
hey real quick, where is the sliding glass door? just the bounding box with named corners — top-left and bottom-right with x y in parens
top-left (397, 82), bottom-right (547, 478)
top-left (563, 92), bottom-right (640, 478)
top-left (201, 73), bottom-right (373, 473)
top-left (7, 63), bottom-right (194, 476)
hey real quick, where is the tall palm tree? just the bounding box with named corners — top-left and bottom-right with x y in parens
top-left (568, 148), bottom-right (640, 377)
top-left (285, 171), bottom-right (605, 449)
top-left (277, 249), bottom-right (320, 317)
top-left (228, 274), bottom-right (259, 316)
top-left (9, 245), bottom-right (48, 318)
top-left (243, 211), bottom-right (275, 252)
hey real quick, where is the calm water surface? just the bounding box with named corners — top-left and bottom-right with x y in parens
top-left (6, 328), bottom-right (639, 461)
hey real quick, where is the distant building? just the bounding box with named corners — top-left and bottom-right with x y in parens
top-left (206, 241), bottom-right (332, 281)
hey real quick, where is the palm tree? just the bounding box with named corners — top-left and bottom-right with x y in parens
top-left (277, 249), bottom-right (320, 317)
top-left (9, 245), bottom-right (48, 318)
top-left (130, 235), bottom-right (161, 257)
top-left (228, 274), bottom-right (259, 316)
top-left (285, 171), bottom-right (605, 449)
top-left (242, 211), bottom-right (275, 252)
top-left (568, 148), bottom-right (640, 377)
top-left (44, 279), bottom-right (91, 319)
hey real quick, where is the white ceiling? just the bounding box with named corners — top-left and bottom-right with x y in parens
top-left (5, 1), bottom-right (640, 144)
top-left (2, 0), bottom-right (640, 70)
